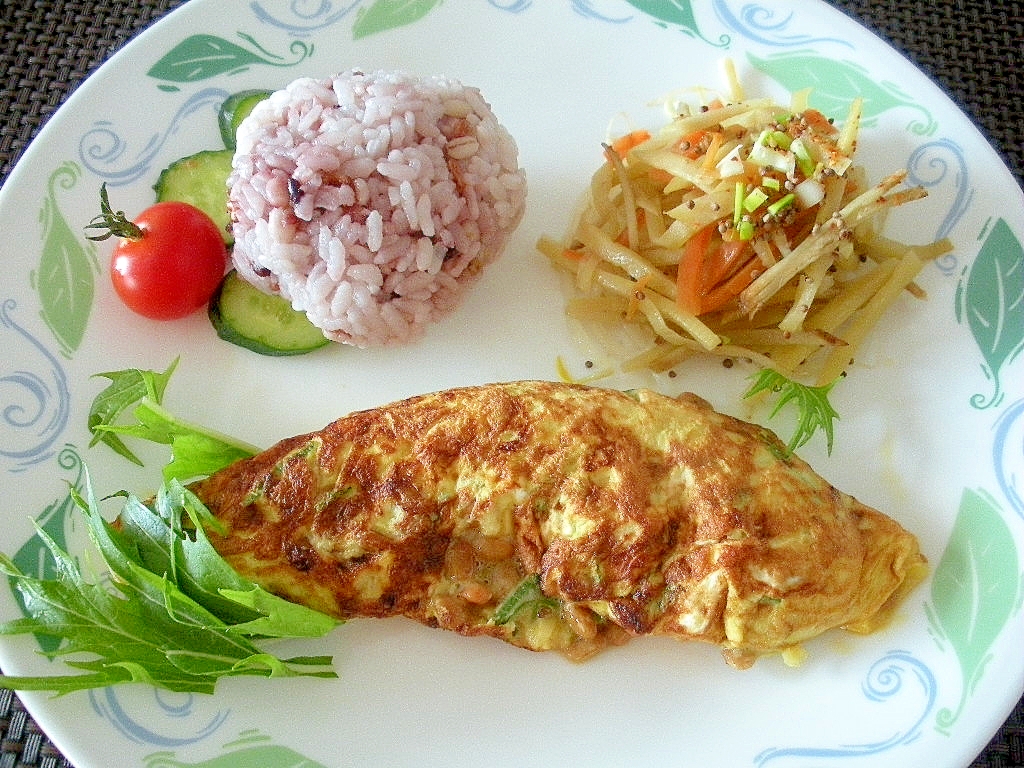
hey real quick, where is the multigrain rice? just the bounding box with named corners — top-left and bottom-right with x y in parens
top-left (228, 69), bottom-right (527, 347)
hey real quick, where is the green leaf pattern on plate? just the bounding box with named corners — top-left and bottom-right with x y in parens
top-left (956, 218), bottom-right (1024, 410)
top-left (147, 33), bottom-right (313, 89)
top-left (747, 51), bottom-right (937, 135)
top-left (624, 0), bottom-right (729, 47)
top-left (352, 0), bottom-right (443, 39)
top-left (925, 488), bottom-right (1023, 734)
top-left (30, 162), bottom-right (99, 358)
top-left (144, 731), bottom-right (328, 768)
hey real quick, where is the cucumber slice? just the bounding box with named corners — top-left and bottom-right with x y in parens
top-left (153, 149), bottom-right (234, 244)
top-left (218, 89), bottom-right (272, 149)
top-left (208, 271), bottom-right (330, 356)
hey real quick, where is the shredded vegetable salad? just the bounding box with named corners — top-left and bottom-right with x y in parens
top-left (538, 62), bottom-right (951, 386)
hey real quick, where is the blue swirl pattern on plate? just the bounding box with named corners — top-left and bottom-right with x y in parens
top-left (713, 0), bottom-right (854, 48)
top-left (79, 89), bottom-right (229, 185)
top-left (754, 651), bottom-right (938, 765)
top-left (0, 300), bottom-right (70, 471)
top-left (89, 688), bottom-right (230, 748)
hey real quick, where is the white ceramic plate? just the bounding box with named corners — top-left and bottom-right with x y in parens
top-left (2, 1), bottom-right (1023, 766)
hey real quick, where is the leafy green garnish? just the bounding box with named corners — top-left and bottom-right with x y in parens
top-left (744, 368), bottom-right (840, 455)
top-left (88, 360), bottom-right (259, 481)
top-left (491, 575), bottom-right (560, 625)
top-left (97, 398), bottom-right (259, 483)
top-left (88, 360), bottom-right (179, 465)
top-left (0, 472), bottom-right (339, 695)
top-left (0, 362), bottom-right (340, 694)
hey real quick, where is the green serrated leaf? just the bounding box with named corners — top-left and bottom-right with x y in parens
top-left (0, 472), bottom-right (337, 695)
top-left (89, 372), bottom-right (258, 481)
top-left (744, 368), bottom-right (840, 455)
top-left (88, 359), bottom-right (179, 463)
top-left (96, 399), bottom-right (254, 481)
top-left (9, 448), bottom-right (87, 654)
top-left (218, 586), bottom-right (341, 638)
top-left (109, 479), bottom-right (339, 638)
top-left (352, 0), bottom-right (443, 40)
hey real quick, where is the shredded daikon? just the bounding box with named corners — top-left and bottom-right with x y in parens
top-left (539, 69), bottom-right (951, 385)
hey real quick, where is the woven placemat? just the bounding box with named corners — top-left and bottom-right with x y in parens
top-left (1, 1), bottom-right (1022, 767)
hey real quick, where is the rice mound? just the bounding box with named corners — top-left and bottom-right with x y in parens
top-left (228, 69), bottom-right (527, 347)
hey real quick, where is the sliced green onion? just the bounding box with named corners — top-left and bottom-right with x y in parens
top-left (762, 176), bottom-right (781, 191)
top-left (737, 219), bottom-right (756, 240)
top-left (767, 193), bottom-right (796, 217)
top-left (791, 138), bottom-right (816, 177)
top-left (769, 130), bottom-right (792, 150)
top-left (733, 181), bottom-right (746, 226)
top-left (743, 187), bottom-right (769, 213)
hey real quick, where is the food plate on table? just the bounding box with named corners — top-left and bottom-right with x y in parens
top-left (1, 1), bottom-right (1022, 766)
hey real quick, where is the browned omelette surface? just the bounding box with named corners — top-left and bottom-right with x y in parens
top-left (190, 381), bottom-right (926, 667)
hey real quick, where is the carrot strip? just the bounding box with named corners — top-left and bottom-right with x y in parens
top-left (678, 130), bottom-right (709, 159)
top-left (700, 257), bottom-right (762, 314)
top-left (610, 130), bottom-right (651, 158)
top-left (700, 132), bottom-right (725, 171)
top-left (676, 224), bottom-right (714, 315)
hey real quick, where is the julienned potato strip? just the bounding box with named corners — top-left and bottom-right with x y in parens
top-left (539, 68), bottom-right (952, 385)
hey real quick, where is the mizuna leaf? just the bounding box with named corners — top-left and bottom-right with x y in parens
top-left (744, 368), bottom-right (840, 455)
top-left (747, 51), bottom-right (936, 134)
top-left (926, 488), bottom-right (1022, 732)
top-left (87, 363), bottom-right (258, 480)
top-left (0, 473), bottom-right (337, 694)
top-left (95, 481), bottom-right (339, 639)
top-left (955, 218), bottom-right (1024, 409)
top-left (352, 0), bottom-right (443, 39)
top-left (88, 360), bottom-right (179, 464)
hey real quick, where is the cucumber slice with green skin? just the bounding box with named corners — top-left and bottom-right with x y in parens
top-left (153, 149), bottom-right (234, 244)
top-left (218, 89), bottom-right (272, 149)
top-left (208, 270), bottom-right (331, 356)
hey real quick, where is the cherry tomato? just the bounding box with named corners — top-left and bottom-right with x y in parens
top-left (88, 185), bottom-right (228, 320)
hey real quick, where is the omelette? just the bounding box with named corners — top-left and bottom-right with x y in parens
top-left (190, 381), bottom-right (926, 668)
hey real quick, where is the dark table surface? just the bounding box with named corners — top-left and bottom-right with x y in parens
top-left (1, 1), bottom-right (1022, 766)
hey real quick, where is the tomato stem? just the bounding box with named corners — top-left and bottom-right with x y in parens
top-left (85, 183), bottom-right (145, 242)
